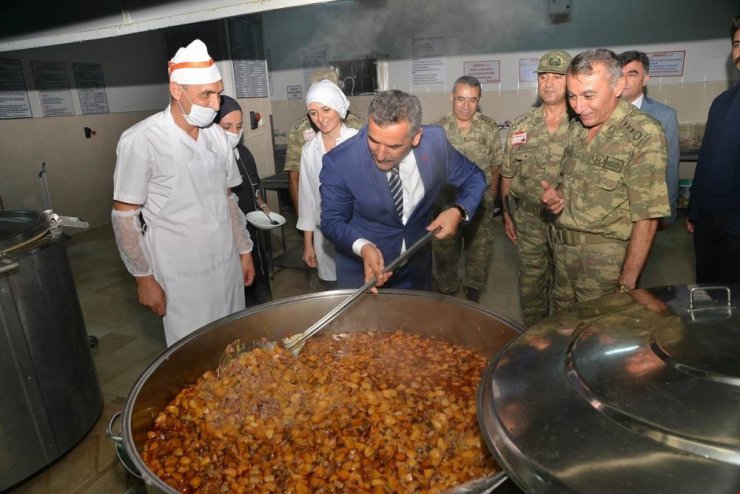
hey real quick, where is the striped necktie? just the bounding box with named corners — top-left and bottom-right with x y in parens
top-left (388, 166), bottom-right (403, 218)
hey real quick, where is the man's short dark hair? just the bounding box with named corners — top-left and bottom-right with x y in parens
top-left (368, 90), bottom-right (422, 136)
top-left (731, 15), bottom-right (740, 40)
top-left (452, 75), bottom-right (482, 94)
top-left (619, 50), bottom-right (650, 74)
top-left (569, 49), bottom-right (623, 88)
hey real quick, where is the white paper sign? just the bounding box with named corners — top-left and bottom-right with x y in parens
top-left (519, 58), bottom-right (539, 82)
top-left (32, 60), bottom-right (74, 117)
top-left (287, 85), bottom-right (302, 100)
top-left (647, 51), bottom-right (685, 77)
top-left (464, 60), bottom-right (501, 83)
top-left (73, 63), bottom-right (109, 114)
top-left (0, 58), bottom-right (32, 119)
top-left (411, 36), bottom-right (445, 86)
top-left (234, 60), bottom-right (269, 98)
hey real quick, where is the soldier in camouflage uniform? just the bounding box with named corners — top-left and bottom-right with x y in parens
top-left (501, 50), bottom-right (572, 327)
top-left (541, 49), bottom-right (669, 310)
top-left (433, 76), bottom-right (503, 302)
top-left (284, 67), bottom-right (364, 213)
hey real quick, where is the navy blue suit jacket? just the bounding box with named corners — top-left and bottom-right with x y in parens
top-left (688, 82), bottom-right (740, 233)
top-left (319, 125), bottom-right (486, 289)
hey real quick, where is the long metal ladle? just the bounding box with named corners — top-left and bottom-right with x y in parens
top-left (217, 226), bottom-right (440, 372)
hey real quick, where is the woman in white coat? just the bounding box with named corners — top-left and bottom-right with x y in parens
top-left (297, 80), bottom-right (358, 287)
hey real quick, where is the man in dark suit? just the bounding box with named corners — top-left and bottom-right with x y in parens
top-left (687, 15), bottom-right (740, 283)
top-left (619, 50), bottom-right (680, 226)
top-left (320, 90), bottom-right (487, 290)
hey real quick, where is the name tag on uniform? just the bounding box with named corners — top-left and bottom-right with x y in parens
top-left (511, 131), bottom-right (527, 145)
top-left (303, 128), bottom-right (316, 142)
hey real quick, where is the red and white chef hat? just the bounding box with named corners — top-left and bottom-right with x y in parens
top-left (168, 39), bottom-right (221, 85)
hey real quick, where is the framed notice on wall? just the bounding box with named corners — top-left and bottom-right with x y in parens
top-left (73, 63), bottom-right (109, 114)
top-left (647, 51), bottom-right (685, 77)
top-left (0, 58), bottom-right (32, 119)
top-left (31, 60), bottom-right (74, 117)
top-left (518, 58), bottom-right (539, 82)
top-left (464, 60), bottom-right (500, 84)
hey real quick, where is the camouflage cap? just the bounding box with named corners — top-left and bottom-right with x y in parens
top-left (536, 50), bottom-right (572, 75)
top-left (309, 66), bottom-right (339, 85)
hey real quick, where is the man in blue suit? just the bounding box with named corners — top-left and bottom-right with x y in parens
top-left (619, 50), bottom-right (680, 226)
top-left (320, 90), bottom-right (487, 290)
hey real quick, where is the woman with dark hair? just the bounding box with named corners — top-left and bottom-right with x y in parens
top-left (215, 95), bottom-right (273, 306)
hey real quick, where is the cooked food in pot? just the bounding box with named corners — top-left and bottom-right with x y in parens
top-left (143, 331), bottom-right (497, 493)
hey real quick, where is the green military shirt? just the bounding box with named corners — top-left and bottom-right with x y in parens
top-left (558, 99), bottom-right (670, 240)
top-left (434, 112), bottom-right (503, 184)
top-left (283, 112), bottom-right (365, 173)
top-left (501, 107), bottom-right (570, 205)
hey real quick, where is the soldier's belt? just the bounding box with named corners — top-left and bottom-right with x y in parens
top-left (552, 228), bottom-right (614, 246)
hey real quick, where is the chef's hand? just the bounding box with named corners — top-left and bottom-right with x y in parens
top-left (361, 243), bottom-right (391, 294)
top-left (135, 275), bottom-right (166, 316)
top-left (540, 180), bottom-right (564, 215)
top-left (303, 244), bottom-right (318, 268)
top-left (241, 252), bottom-right (255, 286)
top-left (428, 208), bottom-right (462, 239)
top-left (503, 211), bottom-right (518, 245)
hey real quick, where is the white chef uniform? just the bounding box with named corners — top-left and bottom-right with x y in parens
top-left (297, 124), bottom-right (358, 281)
top-left (113, 106), bottom-right (245, 345)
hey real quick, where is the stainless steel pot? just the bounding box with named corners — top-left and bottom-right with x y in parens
top-left (114, 290), bottom-right (523, 493)
top-left (0, 210), bottom-right (102, 490)
top-left (478, 284), bottom-right (740, 493)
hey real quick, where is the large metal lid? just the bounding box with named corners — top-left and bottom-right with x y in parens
top-left (478, 284), bottom-right (740, 493)
top-left (0, 210), bottom-right (53, 254)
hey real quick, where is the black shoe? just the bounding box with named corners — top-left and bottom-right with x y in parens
top-left (464, 287), bottom-right (480, 303)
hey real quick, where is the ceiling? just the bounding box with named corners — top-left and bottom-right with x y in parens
top-left (0, 0), bottom-right (334, 52)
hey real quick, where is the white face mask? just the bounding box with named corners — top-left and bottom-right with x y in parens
top-left (226, 129), bottom-right (243, 148)
top-left (177, 87), bottom-right (217, 127)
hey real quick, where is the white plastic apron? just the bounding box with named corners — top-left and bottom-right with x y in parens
top-left (147, 124), bottom-right (244, 346)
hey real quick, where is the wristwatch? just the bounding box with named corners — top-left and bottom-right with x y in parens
top-left (618, 283), bottom-right (633, 293)
top-left (449, 203), bottom-right (468, 223)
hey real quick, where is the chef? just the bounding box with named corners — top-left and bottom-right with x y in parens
top-left (111, 39), bottom-right (255, 346)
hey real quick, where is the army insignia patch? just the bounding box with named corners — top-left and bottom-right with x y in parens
top-left (511, 131), bottom-right (527, 145)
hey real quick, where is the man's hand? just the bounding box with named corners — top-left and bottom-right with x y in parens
top-left (302, 243), bottom-right (318, 268)
top-left (135, 275), bottom-right (166, 316)
top-left (540, 180), bottom-right (564, 215)
top-left (685, 217), bottom-right (695, 233)
top-left (240, 253), bottom-right (255, 286)
top-left (360, 243), bottom-right (391, 293)
top-left (428, 208), bottom-right (463, 239)
top-left (503, 211), bottom-right (518, 244)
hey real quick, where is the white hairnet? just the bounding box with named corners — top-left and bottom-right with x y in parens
top-left (306, 79), bottom-right (350, 119)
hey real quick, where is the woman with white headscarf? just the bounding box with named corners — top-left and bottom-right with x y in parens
top-left (297, 79), bottom-right (359, 287)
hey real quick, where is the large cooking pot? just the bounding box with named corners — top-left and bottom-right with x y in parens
top-left (115, 290), bottom-right (523, 493)
top-left (479, 284), bottom-right (740, 493)
top-left (0, 210), bottom-right (102, 490)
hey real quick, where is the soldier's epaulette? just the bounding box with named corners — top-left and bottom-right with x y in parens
top-left (510, 112), bottom-right (530, 130)
top-left (619, 116), bottom-right (651, 144)
top-left (475, 113), bottom-right (500, 130)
